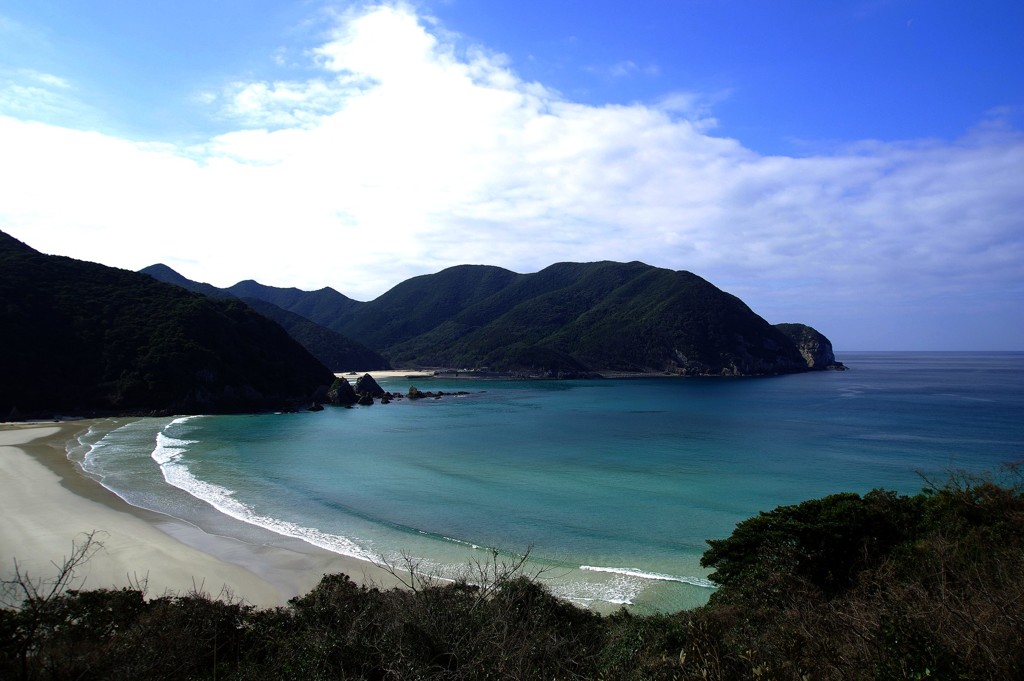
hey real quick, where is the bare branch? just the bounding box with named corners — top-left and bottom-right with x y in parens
top-left (1, 530), bottom-right (106, 610)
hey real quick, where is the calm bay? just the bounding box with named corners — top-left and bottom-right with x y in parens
top-left (73, 352), bottom-right (1024, 612)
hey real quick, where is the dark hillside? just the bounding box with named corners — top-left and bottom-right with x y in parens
top-left (140, 259), bottom-right (839, 378)
top-left (384, 261), bottom-right (651, 370)
top-left (546, 268), bottom-right (805, 374)
top-left (386, 261), bottom-right (810, 375)
top-left (142, 264), bottom-right (387, 372)
top-left (241, 297), bottom-right (389, 372)
top-left (0, 232), bottom-right (334, 417)
top-left (139, 263), bottom-right (233, 300)
top-left (226, 280), bottom-right (362, 332)
top-left (334, 264), bottom-right (520, 349)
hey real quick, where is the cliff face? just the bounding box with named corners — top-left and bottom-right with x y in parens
top-left (774, 323), bottom-right (846, 370)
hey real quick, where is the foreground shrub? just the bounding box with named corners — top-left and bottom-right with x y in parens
top-left (3, 470), bottom-right (1021, 680)
top-left (693, 467), bottom-right (1024, 680)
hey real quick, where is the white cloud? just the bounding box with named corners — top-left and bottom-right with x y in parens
top-left (216, 76), bottom-right (371, 128)
top-left (0, 2), bottom-right (1021, 349)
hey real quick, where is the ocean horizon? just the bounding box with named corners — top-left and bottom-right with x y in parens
top-left (70, 351), bottom-right (1024, 613)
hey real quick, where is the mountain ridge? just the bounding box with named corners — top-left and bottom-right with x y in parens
top-left (141, 265), bottom-right (389, 372)
top-left (226, 280), bottom-right (362, 333)
top-left (148, 259), bottom-right (842, 377)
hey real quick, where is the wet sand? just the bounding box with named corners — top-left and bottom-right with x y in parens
top-left (0, 420), bottom-right (404, 607)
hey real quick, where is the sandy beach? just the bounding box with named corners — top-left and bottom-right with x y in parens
top-left (0, 420), bottom-right (404, 608)
top-left (336, 370), bottom-right (436, 380)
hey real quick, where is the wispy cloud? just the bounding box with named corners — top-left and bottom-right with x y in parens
top-left (0, 67), bottom-right (84, 122)
top-left (595, 60), bottom-right (660, 79)
top-left (212, 75), bottom-right (373, 128)
top-left (21, 69), bottom-right (70, 89)
top-left (0, 2), bottom-right (1021, 348)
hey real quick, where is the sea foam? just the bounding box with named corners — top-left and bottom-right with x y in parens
top-left (580, 565), bottom-right (716, 589)
top-left (151, 417), bottom-right (376, 563)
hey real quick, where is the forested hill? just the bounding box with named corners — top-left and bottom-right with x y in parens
top-left (168, 260), bottom-right (841, 377)
top-left (226, 279), bottom-right (362, 329)
top-left (140, 265), bottom-right (389, 372)
top-left (239, 297), bottom-right (389, 372)
top-left (0, 231), bottom-right (335, 418)
top-left (379, 261), bottom-right (815, 375)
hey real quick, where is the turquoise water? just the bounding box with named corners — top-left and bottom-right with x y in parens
top-left (74, 352), bottom-right (1024, 612)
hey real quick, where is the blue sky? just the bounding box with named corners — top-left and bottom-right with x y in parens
top-left (1, 1), bottom-right (1022, 350)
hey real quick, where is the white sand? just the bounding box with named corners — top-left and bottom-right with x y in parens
top-left (0, 422), bottom-right (404, 607)
top-left (336, 370), bottom-right (436, 380)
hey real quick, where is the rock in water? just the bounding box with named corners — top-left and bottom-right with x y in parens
top-left (327, 377), bottom-right (358, 405)
top-left (355, 373), bottom-right (386, 398)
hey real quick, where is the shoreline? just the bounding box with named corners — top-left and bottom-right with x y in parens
top-left (0, 420), bottom-right (405, 608)
top-left (339, 366), bottom-right (847, 383)
top-left (342, 369), bottom-right (673, 380)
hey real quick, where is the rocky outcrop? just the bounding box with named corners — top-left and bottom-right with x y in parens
top-left (326, 377), bottom-right (471, 406)
top-left (774, 324), bottom-right (847, 370)
top-left (407, 386), bottom-right (470, 400)
top-left (327, 377), bottom-right (358, 405)
top-left (355, 373), bottom-right (386, 398)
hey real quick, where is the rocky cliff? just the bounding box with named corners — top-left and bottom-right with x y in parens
top-left (774, 323), bottom-right (847, 370)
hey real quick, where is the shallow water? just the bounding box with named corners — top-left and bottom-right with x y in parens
top-left (74, 352), bottom-right (1024, 612)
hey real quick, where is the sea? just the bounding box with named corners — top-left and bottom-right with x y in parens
top-left (68, 352), bottom-right (1024, 613)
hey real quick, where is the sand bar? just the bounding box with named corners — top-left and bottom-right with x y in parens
top-left (0, 420), bottom-right (404, 608)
